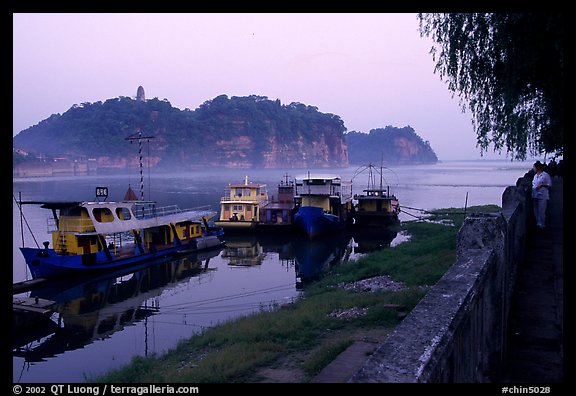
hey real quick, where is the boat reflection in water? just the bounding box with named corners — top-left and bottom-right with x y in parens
top-left (220, 229), bottom-right (399, 290)
top-left (13, 247), bottom-right (222, 363)
top-left (349, 227), bottom-right (399, 254)
top-left (221, 235), bottom-right (266, 267)
top-left (293, 233), bottom-right (352, 289)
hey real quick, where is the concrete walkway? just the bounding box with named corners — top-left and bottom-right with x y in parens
top-left (311, 341), bottom-right (378, 383)
top-left (501, 178), bottom-right (563, 383)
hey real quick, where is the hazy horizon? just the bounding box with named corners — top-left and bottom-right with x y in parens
top-left (13, 13), bottom-right (521, 161)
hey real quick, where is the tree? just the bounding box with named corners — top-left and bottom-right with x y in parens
top-left (418, 13), bottom-right (564, 159)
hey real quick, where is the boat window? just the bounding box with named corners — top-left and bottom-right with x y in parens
top-left (224, 204), bottom-right (230, 211)
top-left (308, 179), bottom-right (327, 185)
top-left (233, 204), bottom-right (243, 211)
top-left (244, 188), bottom-right (251, 197)
top-left (235, 188), bottom-right (243, 197)
top-left (246, 205), bottom-right (252, 212)
top-left (116, 207), bottom-right (132, 221)
top-left (93, 207), bottom-right (114, 223)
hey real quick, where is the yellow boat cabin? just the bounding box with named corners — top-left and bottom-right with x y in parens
top-left (215, 176), bottom-right (269, 230)
top-left (48, 202), bottom-right (209, 257)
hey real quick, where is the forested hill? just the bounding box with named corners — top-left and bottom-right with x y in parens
top-left (13, 95), bottom-right (349, 169)
top-left (346, 126), bottom-right (438, 165)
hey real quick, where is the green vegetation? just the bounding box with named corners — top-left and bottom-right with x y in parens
top-left (346, 126), bottom-right (438, 166)
top-left (14, 94), bottom-right (441, 170)
top-left (94, 205), bottom-right (499, 383)
top-left (418, 13), bottom-right (564, 159)
top-left (13, 95), bottom-right (347, 168)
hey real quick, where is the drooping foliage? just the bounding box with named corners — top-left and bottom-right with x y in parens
top-left (418, 13), bottom-right (564, 159)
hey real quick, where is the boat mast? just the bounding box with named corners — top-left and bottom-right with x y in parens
top-left (125, 130), bottom-right (156, 201)
top-left (19, 192), bottom-right (24, 248)
top-left (380, 153), bottom-right (384, 192)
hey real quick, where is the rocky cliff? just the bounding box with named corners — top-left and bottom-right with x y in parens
top-left (346, 126), bottom-right (438, 165)
top-left (13, 94), bottom-right (349, 170)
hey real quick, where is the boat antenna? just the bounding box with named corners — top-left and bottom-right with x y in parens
top-left (380, 153), bottom-right (384, 191)
top-left (125, 129), bottom-right (156, 201)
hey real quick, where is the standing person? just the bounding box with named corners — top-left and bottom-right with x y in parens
top-left (532, 161), bottom-right (553, 229)
top-left (547, 158), bottom-right (557, 178)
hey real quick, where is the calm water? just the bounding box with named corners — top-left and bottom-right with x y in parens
top-left (12, 160), bottom-right (532, 383)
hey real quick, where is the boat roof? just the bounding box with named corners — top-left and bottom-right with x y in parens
top-left (22, 200), bottom-right (214, 234)
top-left (362, 189), bottom-right (397, 194)
top-left (227, 183), bottom-right (266, 188)
top-left (19, 200), bottom-right (155, 209)
top-left (357, 194), bottom-right (398, 199)
top-left (40, 201), bottom-right (83, 209)
top-left (357, 193), bottom-right (398, 199)
top-left (80, 201), bottom-right (214, 234)
top-left (294, 174), bottom-right (342, 181)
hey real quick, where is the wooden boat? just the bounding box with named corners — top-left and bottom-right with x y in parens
top-left (17, 189), bottom-right (224, 279)
top-left (293, 174), bottom-right (353, 239)
top-left (351, 164), bottom-right (400, 227)
top-left (215, 176), bottom-right (268, 231)
top-left (258, 174), bottom-right (296, 232)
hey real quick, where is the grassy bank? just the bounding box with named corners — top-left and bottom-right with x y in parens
top-left (95, 205), bottom-right (500, 383)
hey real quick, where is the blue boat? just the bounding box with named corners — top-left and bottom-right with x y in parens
top-left (14, 248), bottom-right (221, 360)
top-left (17, 196), bottom-right (224, 279)
top-left (293, 174), bottom-right (353, 239)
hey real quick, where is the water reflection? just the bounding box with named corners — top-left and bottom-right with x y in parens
top-left (221, 235), bottom-right (266, 267)
top-left (13, 228), bottom-right (399, 366)
top-left (350, 227), bottom-right (400, 254)
top-left (220, 228), bottom-right (399, 289)
top-left (13, 247), bottom-right (222, 363)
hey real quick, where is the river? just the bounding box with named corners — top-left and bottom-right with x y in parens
top-left (12, 160), bottom-right (533, 383)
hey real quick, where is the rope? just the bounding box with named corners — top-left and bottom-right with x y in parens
top-left (400, 209), bottom-right (426, 220)
top-left (400, 205), bottom-right (435, 214)
top-left (13, 194), bottom-right (40, 248)
top-left (400, 205), bottom-right (468, 216)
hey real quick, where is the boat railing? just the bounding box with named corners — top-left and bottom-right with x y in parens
top-left (132, 204), bottom-right (214, 221)
top-left (47, 217), bottom-right (95, 233)
top-left (47, 206), bottom-right (215, 233)
top-left (219, 195), bottom-right (269, 203)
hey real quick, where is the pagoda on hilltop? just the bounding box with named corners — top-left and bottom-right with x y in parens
top-left (136, 86), bottom-right (145, 102)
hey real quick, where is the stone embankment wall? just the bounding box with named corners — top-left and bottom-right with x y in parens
top-left (350, 175), bottom-right (533, 383)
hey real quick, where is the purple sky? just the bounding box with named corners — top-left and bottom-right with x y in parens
top-left (13, 13), bottom-right (508, 160)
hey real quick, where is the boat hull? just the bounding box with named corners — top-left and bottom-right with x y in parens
top-left (214, 220), bottom-right (258, 231)
top-left (353, 212), bottom-right (400, 228)
top-left (20, 235), bottom-right (224, 279)
top-left (293, 206), bottom-right (345, 239)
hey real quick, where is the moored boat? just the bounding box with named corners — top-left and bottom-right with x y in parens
top-left (351, 164), bottom-right (400, 227)
top-left (215, 176), bottom-right (268, 231)
top-left (17, 188), bottom-right (224, 279)
top-left (258, 174), bottom-right (296, 232)
top-left (293, 174), bottom-right (353, 239)
top-left (14, 249), bottom-right (220, 359)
